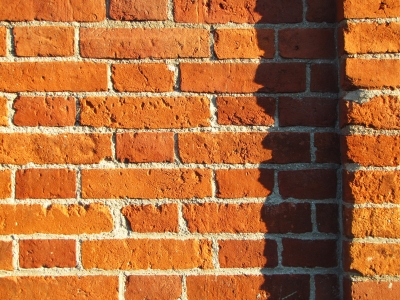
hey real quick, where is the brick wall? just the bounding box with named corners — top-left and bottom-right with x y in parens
top-left (0, 0), bottom-right (395, 299)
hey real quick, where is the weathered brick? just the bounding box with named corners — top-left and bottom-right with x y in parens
top-left (0, 0), bottom-right (106, 22)
top-left (16, 169), bottom-right (76, 199)
top-left (316, 203), bottom-right (339, 233)
top-left (183, 203), bottom-right (312, 233)
top-left (315, 275), bottom-right (340, 300)
top-left (13, 96), bottom-right (76, 127)
top-left (81, 169), bottom-right (212, 199)
top-left (0, 62), bottom-right (107, 92)
top-left (0, 241), bottom-right (13, 270)
top-left (0, 203), bottom-right (113, 234)
top-left (80, 97), bottom-right (209, 129)
top-left (19, 239), bottom-right (76, 268)
top-left (306, 0), bottom-right (337, 23)
top-left (279, 169), bottom-right (337, 199)
top-left (121, 204), bottom-right (178, 232)
top-left (186, 275), bottom-right (310, 299)
top-left (340, 0), bottom-right (400, 19)
top-left (180, 63), bottom-right (306, 93)
top-left (125, 276), bottom-right (182, 300)
top-left (14, 26), bottom-right (74, 57)
top-left (0, 97), bottom-right (7, 126)
top-left (343, 135), bottom-right (400, 166)
top-left (112, 64), bottom-right (174, 92)
top-left (215, 169), bottom-right (274, 198)
top-left (0, 133), bottom-right (111, 164)
top-left (0, 27), bottom-right (6, 56)
top-left (82, 239), bottom-right (213, 270)
top-left (216, 97), bottom-right (275, 126)
top-left (311, 64), bottom-right (338, 92)
top-left (0, 170), bottom-right (11, 199)
top-left (279, 97), bottom-right (337, 127)
top-left (344, 279), bottom-right (400, 300)
top-left (178, 132), bottom-right (310, 164)
top-left (174, 0), bottom-right (303, 24)
top-left (214, 29), bottom-right (274, 59)
top-left (0, 276), bottom-right (118, 299)
top-left (218, 239), bottom-right (278, 268)
top-left (282, 239), bottom-right (337, 268)
top-left (110, 0), bottom-right (168, 21)
top-left (315, 133), bottom-right (341, 164)
top-left (343, 170), bottom-right (400, 204)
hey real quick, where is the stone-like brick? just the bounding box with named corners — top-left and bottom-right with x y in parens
top-left (125, 276), bottom-right (182, 300)
top-left (110, 0), bottom-right (168, 21)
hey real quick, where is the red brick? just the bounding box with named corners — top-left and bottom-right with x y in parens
top-left (218, 239), bottom-right (278, 268)
top-left (186, 275), bottom-right (310, 299)
top-left (0, 170), bottom-right (11, 199)
top-left (178, 132), bottom-right (310, 164)
top-left (316, 204), bottom-right (339, 233)
top-left (0, 0), bottom-right (106, 22)
top-left (343, 170), bottom-right (400, 204)
top-left (180, 63), bottom-right (306, 93)
top-left (13, 96), bottom-right (76, 127)
top-left (81, 169), bottom-right (212, 199)
top-left (0, 203), bottom-right (113, 234)
top-left (0, 133), bottom-right (111, 164)
top-left (311, 64), bottom-right (339, 92)
top-left (279, 29), bottom-right (336, 59)
top-left (110, 0), bottom-right (168, 21)
top-left (183, 202), bottom-right (312, 233)
top-left (19, 239), bottom-right (76, 268)
top-left (343, 135), bottom-right (400, 166)
top-left (112, 64), bottom-right (174, 92)
top-left (279, 169), bottom-right (337, 199)
top-left (16, 169), bottom-right (76, 199)
top-left (216, 97), bottom-right (275, 126)
top-left (315, 275), bottom-right (340, 300)
top-left (282, 239), bottom-right (337, 268)
top-left (306, 0), bottom-right (337, 23)
top-left (14, 26), bottom-right (74, 57)
top-left (341, 0), bottom-right (400, 19)
top-left (0, 241), bottom-right (13, 270)
top-left (0, 276), bottom-right (118, 299)
top-left (116, 132), bottom-right (174, 163)
top-left (0, 97), bottom-right (7, 126)
top-left (215, 169), bottom-right (274, 198)
top-left (341, 96), bottom-right (400, 129)
top-left (125, 276), bottom-right (182, 300)
top-left (279, 97), bottom-right (337, 127)
top-left (81, 28), bottom-right (209, 59)
top-left (121, 204), bottom-right (178, 232)
top-left (342, 58), bottom-right (400, 90)
top-left (214, 29), bottom-right (274, 59)
top-left (174, 0), bottom-right (303, 24)
top-left (315, 133), bottom-right (341, 163)
top-left (345, 280), bottom-right (400, 300)
top-left (80, 96), bottom-right (209, 129)
top-left (82, 239), bottom-right (213, 270)
top-left (0, 27), bottom-right (6, 56)
top-left (0, 62), bottom-right (107, 92)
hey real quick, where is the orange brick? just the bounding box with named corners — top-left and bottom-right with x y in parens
top-left (125, 276), bottom-right (182, 300)
top-left (16, 169), bottom-right (76, 199)
top-left (0, 170), bottom-right (11, 199)
top-left (81, 28), bottom-right (209, 58)
top-left (215, 169), bottom-right (274, 198)
top-left (110, 0), bottom-right (168, 20)
top-left (343, 135), bottom-right (400, 166)
top-left (216, 97), bottom-right (275, 126)
top-left (214, 29), bottom-right (275, 59)
top-left (0, 97), bottom-right (7, 126)
top-left (81, 169), bottom-right (212, 199)
top-left (0, 241), bottom-right (13, 270)
top-left (82, 239), bottom-right (213, 270)
top-left (0, 203), bottom-right (113, 234)
top-left (341, 0), bottom-right (400, 19)
top-left (0, 0), bottom-right (106, 22)
top-left (342, 58), bottom-right (400, 90)
top-left (0, 133), bottom-right (111, 164)
top-left (341, 96), bottom-right (400, 129)
top-left (121, 204), bottom-right (178, 232)
top-left (19, 239), bottom-right (76, 268)
top-left (218, 239), bottom-right (278, 268)
top-left (180, 63), bottom-right (306, 93)
top-left (0, 62), bottom-right (107, 92)
top-left (80, 97), bottom-right (209, 129)
top-left (14, 27), bottom-right (74, 57)
top-left (344, 242), bottom-right (400, 276)
top-left (183, 203), bottom-right (312, 233)
top-left (345, 280), bottom-right (400, 300)
top-left (0, 276), bottom-right (118, 299)
top-left (178, 132), bottom-right (310, 164)
top-left (112, 64), bottom-right (174, 92)
top-left (13, 96), bottom-right (76, 127)
top-left (343, 170), bottom-right (400, 204)
top-left (116, 132), bottom-right (174, 163)
top-left (0, 27), bottom-right (6, 56)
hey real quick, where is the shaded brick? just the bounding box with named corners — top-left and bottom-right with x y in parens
top-left (316, 203), bottom-right (339, 233)
top-left (311, 64), bottom-right (339, 92)
top-left (315, 275), bottom-right (340, 300)
top-left (315, 132), bottom-right (341, 163)
top-left (306, 0), bottom-right (337, 23)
